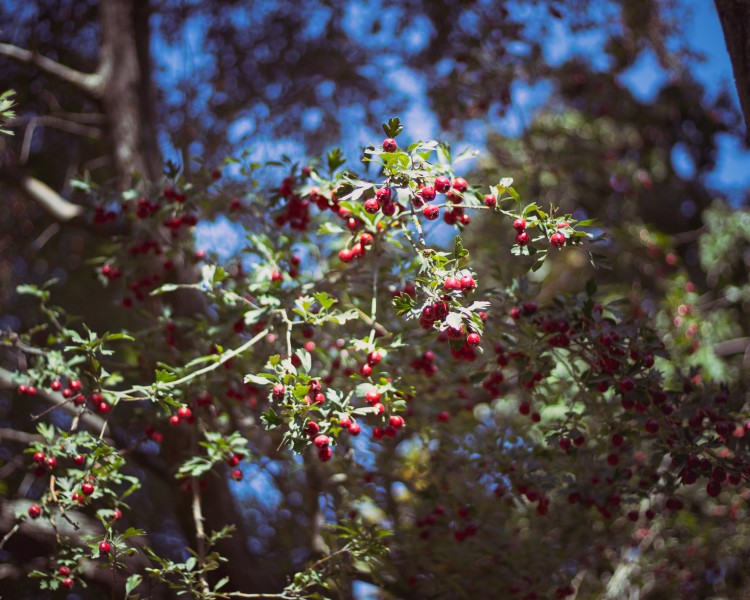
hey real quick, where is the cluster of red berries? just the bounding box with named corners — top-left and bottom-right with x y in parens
top-left (168, 406), bottom-right (193, 426)
top-left (56, 566), bottom-right (75, 590)
top-left (227, 452), bottom-right (245, 481)
top-left (276, 176), bottom-right (312, 231)
top-left (410, 350), bottom-right (438, 376)
top-left (93, 205), bottom-right (117, 224)
top-left (339, 231), bottom-right (373, 263)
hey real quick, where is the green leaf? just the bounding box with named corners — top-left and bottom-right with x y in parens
top-left (381, 117), bottom-right (403, 138)
top-left (126, 574), bottom-right (143, 596)
top-left (327, 148), bottom-right (346, 173)
top-left (244, 373), bottom-right (274, 386)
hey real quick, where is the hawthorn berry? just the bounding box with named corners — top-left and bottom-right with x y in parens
top-left (318, 446), bottom-right (333, 461)
top-left (516, 231), bottom-right (530, 246)
top-left (443, 277), bottom-right (462, 291)
top-left (339, 417), bottom-right (351, 429)
top-left (484, 194), bottom-right (497, 208)
top-left (306, 421), bottom-right (320, 436)
top-left (28, 505), bottom-right (42, 519)
top-left (423, 205), bottom-right (440, 220)
top-left (271, 270), bottom-right (283, 283)
top-left (466, 333), bottom-right (481, 347)
top-left (33, 451), bottom-right (45, 464)
top-left (460, 275), bottom-right (476, 291)
top-left (434, 176), bottom-right (451, 193)
top-left (349, 422), bottom-right (361, 436)
top-left (62, 577), bottom-right (74, 590)
top-left (420, 186), bottom-right (437, 202)
top-left (382, 138), bottom-right (397, 152)
top-left (82, 483), bottom-right (95, 496)
top-left (381, 202), bottom-right (397, 216)
top-left (513, 218), bottom-right (527, 232)
top-left (376, 187), bottom-right (392, 203)
top-left (73, 455), bottom-right (85, 465)
top-left (314, 435), bottom-right (330, 448)
top-left (452, 177), bottom-right (468, 192)
top-left (50, 380), bottom-right (62, 391)
top-left (69, 380), bottom-right (82, 392)
top-left (550, 232), bottom-right (566, 249)
top-left (58, 566), bottom-right (71, 577)
top-left (99, 541), bottom-right (111, 554)
top-left (272, 384), bottom-right (285, 398)
top-left (360, 232), bottom-right (374, 246)
top-left (364, 198), bottom-right (380, 214)
top-left (389, 415), bottom-right (405, 429)
top-left (232, 469), bottom-right (243, 481)
top-left (367, 351), bottom-right (382, 365)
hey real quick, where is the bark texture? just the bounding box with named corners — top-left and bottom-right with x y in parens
top-left (715, 0), bottom-right (750, 143)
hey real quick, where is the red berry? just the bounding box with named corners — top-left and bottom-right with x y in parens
top-left (389, 415), bottom-right (405, 429)
top-left (423, 204), bottom-right (440, 220)
top-left (69, 380), bottom-right (82, 392)
top-left (382, 138), bottom-right (397, 152)
top-left (706, 480), bottom-right (721, 497)
top-left (364, 198), bottom-right (380, 214)
top-left (645, 419), bottom-right (660, 433)
top-left (376, 188), bottom-right (392, 203)
top-left (232, 469), bottom-right (243, 481)
top-left (168, 414), bottom-right (181, 426)
top-left (434, 176), bottom-right (451, 193)
top-left (113, 508), bottom-right (122, 520)
top-left (437, 411), bottom-right (451, 423)
top-left (271, 270), bottom-right (283, 283)
top-left (466, 333), bottom-right (481, 347)
top-left (513, 218), bottom-right (527, 232)
top-left (557, 221), bottom-right (570, 229)
top-left (45, 457), bottom-right (57, 470)
top-left (420, 186), bottom-right (436, 201)
top-left (73, 455), bottom-right (85, 465)
top-left (443, 277), bottom-right (462, 291)
top-left (483, 194), bottom-right (497, 208)
top-left (460, 275), bottom-right (476, 291)
top-left (314, 435), bottom-right (330, 448)
top-left (318, 446), bottom-right (333, 461)
top-left (360, 232), bottom-right (374, 246)
top-left (82, 483), bottom-right (95, 496)
top-left (306, 421), bottom-right (320, 436)
top-left (58, 566), bottom-right (71, 577)
top-left (28, 505), bottom-right (42, 519)
top-left (62, 577), bottom-right (74, 590)
top-left (339, 417), bottom-right (351, 429)
top-left (381, 202), bottom-right (397, 216)
top-left (360, 363), bottom-right (373, 377)
top-left (516, 231), bottom-right (530, 246)
top-left (33, 451), bottom-right (45, 464)
top-left (177, 406), bottom-right (192, 420)
top-left (550, 232), bottom-right (566, 249)
top-left (365, 389), bottom-right (381, 404)
top-left (367, 351), bottom-right (383, 365)
top-left (99, 541), bottom-right (111, 554)
top-left (339, 248), bottom-right (354, 263)
top-left (272, 384), bottom-right (285, 398)
top-left (51, 380), bottom-right (62, 391)
top-left (452, 178), bottom-right (468, 192)
top-left (349, 422), bottom-right (361, 436)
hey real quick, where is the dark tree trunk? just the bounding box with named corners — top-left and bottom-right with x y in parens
top-left (715, 0), bottom-right (750, 144)
top-left (98, 0), bottom-right (161, 186)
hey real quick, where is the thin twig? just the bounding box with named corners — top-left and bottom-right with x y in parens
top-left (191, 478), bottom-right (210, 594)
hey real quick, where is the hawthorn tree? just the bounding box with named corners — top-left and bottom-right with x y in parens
top-left (2, 1), bottom-right (750, 599)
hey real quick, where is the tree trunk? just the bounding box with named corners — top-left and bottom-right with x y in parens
top-left (98, 0), bottom-right (161, 186)
top-left (715, 0), bottom-right (750, 143)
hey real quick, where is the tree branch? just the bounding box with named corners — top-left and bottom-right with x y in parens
top-left (0, 165), bottom-right (84, 221)
top-left (0, 43), bottom-right (101, 96)
top-left (0, 366), bottom-right (109, 435)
